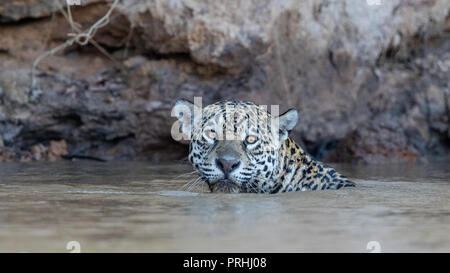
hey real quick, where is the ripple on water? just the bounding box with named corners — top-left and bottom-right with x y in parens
top-left (159, 191), bottom-right (200, 197)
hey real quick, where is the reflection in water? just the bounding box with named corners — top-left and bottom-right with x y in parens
top-left (0, 161), bottom-right (449, 252)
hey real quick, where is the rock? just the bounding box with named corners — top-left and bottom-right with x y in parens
top-left (0, 70), bottom-right (29, 105)
top-left (120, 0), bottom-right (449, 70)
top-left (0, 0), bottom-right (100, 22)
top-left (47, 140), bottom-right (68, 161)
top-left (31, 144), bottom-right (46, 161)
top-left (0, 0), bottom-right (60, 22)
top-left (28, 140), bottom-right (69, 161)
top-left (0, 148), bottom-right (15, 162)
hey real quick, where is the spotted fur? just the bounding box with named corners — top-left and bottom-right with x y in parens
top-left (173, 99), bottom-right (355, 193)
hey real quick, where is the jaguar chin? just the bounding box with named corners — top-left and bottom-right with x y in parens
top-left (173, 99), bottom-right (355, 194)
top-left (208, 179), bottom-right (242, 193)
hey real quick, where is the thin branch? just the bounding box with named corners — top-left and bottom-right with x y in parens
top-left (31, 0), bottom-right (120, 91)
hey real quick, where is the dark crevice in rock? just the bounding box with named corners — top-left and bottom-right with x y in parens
top-left (52, 113), bottom-right (83, 127)
top-left (143, 51), bottom-right (192, 62)
top-left (0, 14), bottom-right (51, 25)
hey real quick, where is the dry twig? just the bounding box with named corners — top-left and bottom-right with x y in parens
top-left (31, 0), bottom-right (120, 91)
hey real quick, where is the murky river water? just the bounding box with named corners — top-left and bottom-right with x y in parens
top-left (0, 161), bottom-right (449, 252)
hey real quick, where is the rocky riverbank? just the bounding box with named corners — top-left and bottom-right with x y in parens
top-left (0, 0), bottom-right (449, 163)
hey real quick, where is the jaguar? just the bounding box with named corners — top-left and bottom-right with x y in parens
top-left (172, 99), bottom-right (355, 193)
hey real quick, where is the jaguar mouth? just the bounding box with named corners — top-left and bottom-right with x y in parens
top-left (208, 179), bottom-right (241, 193)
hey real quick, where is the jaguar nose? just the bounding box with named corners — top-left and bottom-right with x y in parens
top-left (215, 156), bottom-right (241, 177)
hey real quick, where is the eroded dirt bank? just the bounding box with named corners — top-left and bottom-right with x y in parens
top-left (0, 0), bottom-right (449, 163)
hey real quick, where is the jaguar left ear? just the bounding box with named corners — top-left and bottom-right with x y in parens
top-left (273, 108), bottom-right (298, 144)
top-left (277, 109), bottom-right (298, 132)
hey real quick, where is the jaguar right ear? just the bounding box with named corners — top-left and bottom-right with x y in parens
top-left (172, 99), bottom-right (201, 137)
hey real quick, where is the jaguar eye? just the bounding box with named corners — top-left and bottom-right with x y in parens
top-left (245, 135), bottom-right (258, 144)
top-left (206, 130), bottom-right (217, 140)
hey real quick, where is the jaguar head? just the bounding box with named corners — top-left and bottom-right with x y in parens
top-left (172, 100), bottom-right (298, 193)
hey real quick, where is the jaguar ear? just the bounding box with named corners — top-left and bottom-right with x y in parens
top-left (278, 109), bottom-right (298, 132)
top-left (273, 109), bottom-right (298, 144)
top-left (172, 99), bottom-right (201, 137)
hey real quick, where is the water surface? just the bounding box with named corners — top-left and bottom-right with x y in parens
top-left (0, 161), bottom-right (449, 252)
